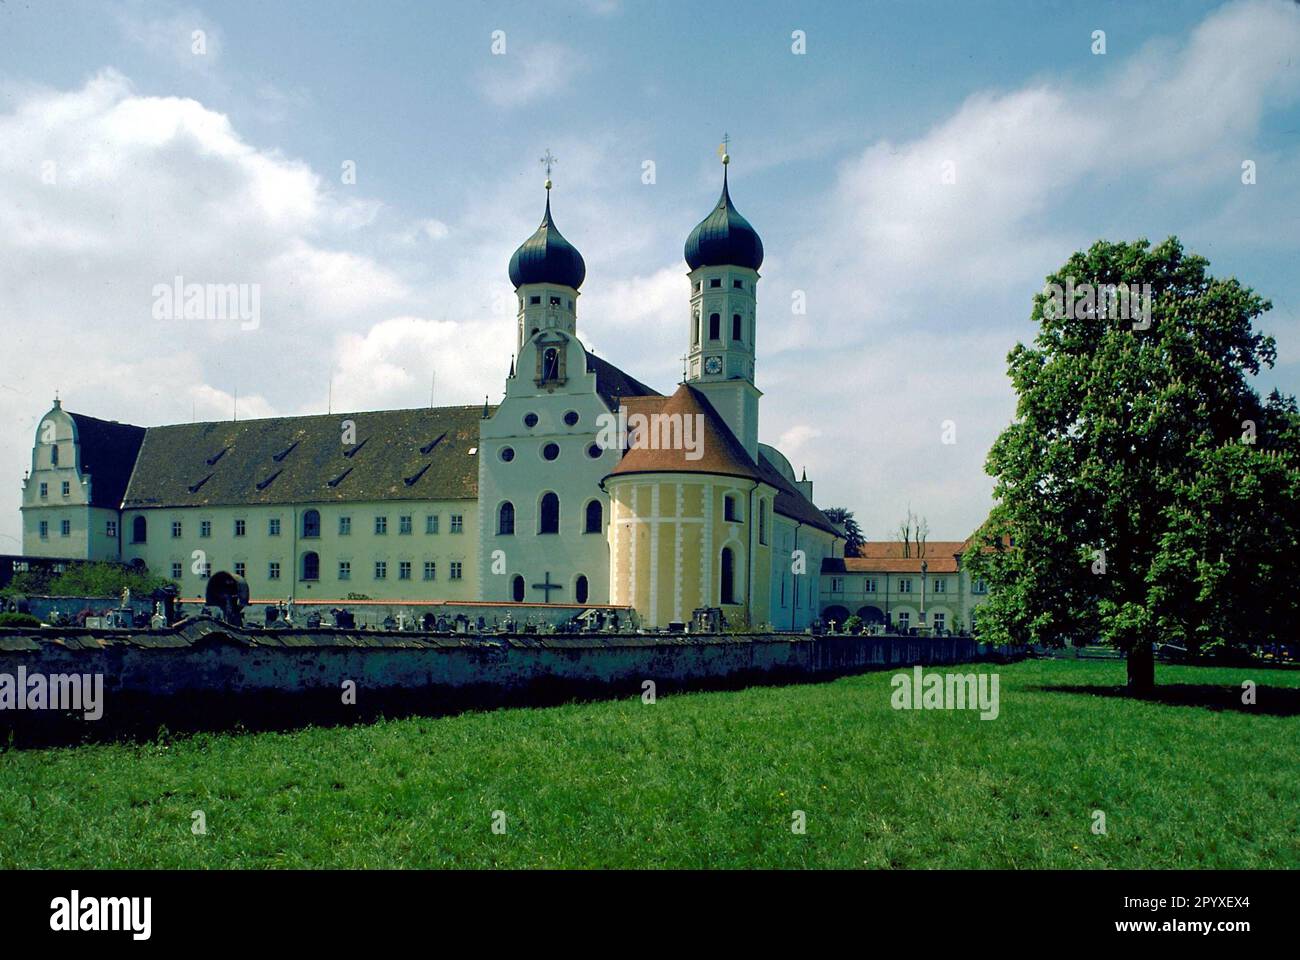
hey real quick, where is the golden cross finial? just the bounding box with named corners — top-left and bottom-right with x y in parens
top-left (540, 149), bottom-right (557, 189)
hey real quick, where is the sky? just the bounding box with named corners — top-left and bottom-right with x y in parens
top-left (1, 0), bottom-right (1298, 550)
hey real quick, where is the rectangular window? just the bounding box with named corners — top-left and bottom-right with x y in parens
top-left (399, 561), bottom-right (412, 580)
top-left (61, 481), bottom-right (70, 497)
top-left (60, 519), bottom-right (70, 536)
top-left (529, 295), bottom-right (541, 305)
top-left (933, 613), bottom-right (946, 633)
top-left (374, 561), bottom-right (387, 579)
top-left (171, 562), bottom-right (183, 579)
top-left (710, 278), bottom-right (721, 288)
top-left (449, 561), bottom-right (463, 580)
top-left (172, 520), bottom-right (183, 538)
top-left (200, 520), bottom-right (211, 538)
top-left (423, 561), bottom-right (436, 581)
top-left (339, 516), bottom-right (351, 535)
top-left (897, 612), bottom-right (911, 631)
top-left (268, 518), bottom-right (281, 536)
top-left (449, 515), bottom-right (463, 534)
top-left (426, 515), bottom-right (439, 534)
top-left (106, 520), bottom-right (118, 538)
top-left (864, 578), bottom-right (877, 593)
top-left (831, 577), bottom-right (844, 592)
top-left (973, 579), bottom-right (987, 595)
top-left (733, 279), bottom-right (744, 289)
top-left (234, 519), bottom-right (246, 537)
top-left (723, 496), bottom-right (740, 522)
top-left (933, 578), bottom-right (946, 593)
top-left (898, 579), bottom-right (912, 593)
top-left (38, 520), bottom-right (48, 539)
top-left (399, 515), bottom-right (413, 535)
top-left (338, 561), bottom-right (351, 581)
top-left (268, 562), bottom-right (281, 581)
top-left (201, 562), bottom-right (212, 579)
top-left (39, 483), bottom-right (47, 498)
top-left (375, 516), bottom-right (387, 535)
top-left (234, 561), bottom-right (246, 578)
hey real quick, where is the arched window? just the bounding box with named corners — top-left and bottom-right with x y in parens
top-left (691, 310), bottom-right (700, 346)
top-left (132, 515), bottom-right (147, 544)
top-left (758, 500), bottom-right (768, 545)
top-left (50, 443), bottom-right (59, 466)
top-left (575, 575), bottom-right (589, 604)
top-left (497, 501), bottom-right (515, 535)
top-left (720, 547), bottom-right (737, 605)
top-left (539, 492), bottom-right (559, 534)
top-left (709, 313), bottom-right (720, 340)
top-left (542, 347), bottom-right (560, 382)
top-left (584, 500), bottom-right (603, 534)
top-left (732, 314), bottom-right (742, 341)
top-left (511, 575), bottom-right (525, 602)
top-left (302, 509), bottom-right (320, 538)
top-left (301, 551), bottom-right (320, 581)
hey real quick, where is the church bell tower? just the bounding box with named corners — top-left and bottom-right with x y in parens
top-left (683, 146), bottom-right (764, 460)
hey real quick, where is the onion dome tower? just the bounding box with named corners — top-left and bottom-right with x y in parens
top-left (509, 157), bottom-right (585, 352)
top-left (683, 143), bottom-right (763, 459)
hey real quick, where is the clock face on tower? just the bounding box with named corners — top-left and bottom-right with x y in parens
top-left (704, 356), bottom-right (723, 375)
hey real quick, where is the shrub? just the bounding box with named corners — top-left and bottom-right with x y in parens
top-left (843, 615), bottom-right (864, 635)
top-left (0, 612), bottom-right (42, 628)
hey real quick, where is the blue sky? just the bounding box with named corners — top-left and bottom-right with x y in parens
top-left (1, 0), bottom-right (1298, 548)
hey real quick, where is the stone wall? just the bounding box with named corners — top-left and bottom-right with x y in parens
top-left (0, 618), bottom-right (1025, 743)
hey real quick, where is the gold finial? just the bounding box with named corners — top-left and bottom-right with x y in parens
top-left (540, 149), bottom-right (556, 190)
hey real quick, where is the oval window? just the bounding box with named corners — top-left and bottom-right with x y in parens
top-left (586, 443), bottom-right (602, 459)
top-left (542, 442), bottom-right (560, 461)
top-left (563, 410), bottom-right (579, 426)
top-left (523, 413), bottom-right (539, 429)
top-left (499, 446), bottom-right (515, 463)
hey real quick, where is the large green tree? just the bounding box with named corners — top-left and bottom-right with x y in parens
top-left (967, 238), bottom-right (1299, 692)
top-left (824, 507), bottom-right (865, 557)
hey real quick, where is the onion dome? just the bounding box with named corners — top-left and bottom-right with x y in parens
top-left (684, 158), bottom-right (764, 271)
top-left (508, 186), bottom-right (586, 290)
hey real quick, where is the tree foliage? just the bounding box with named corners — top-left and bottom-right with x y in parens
top-left (823, 507), bottom-right (865, 556)
top-left (966, 238), bottom-right (1299, 688)
top-left (1, 562), bottom-right (175, 599)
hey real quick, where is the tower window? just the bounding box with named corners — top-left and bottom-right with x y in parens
top-left (542, 442), bottom-right (560, 461)
top-left (710, 278), bottom-right (721, 288)
top-left (563, 410), bottom-right (579, 426)
top-left (500, 446), bottom-right (515, 462)
top-left (524, 412), bottom-right (539, 428)
top-left (724, 495), bottom-right (741, 522)
top-left (529, 296), bottom-right (541, 305)
top-left (539, 492), bottom-right (560, 534)
top-left (575, 575), bottom-right (589, 604)
top-left (709, 313), bottom-right (720, 340)
top-left (734, 279), bottom-right (744, 289)
top-left (498, 501), bottom-right (515, 535)
top-left (584, 500), bottom-right (603, 534)
top-left (587, 443), bottom-right (603, 459)
top-left (732, 314), bottom-right (742, 341)
top-left (550, 296), bottom-right (561, 306)
top-left (50, 444), bottom-right (58, 466)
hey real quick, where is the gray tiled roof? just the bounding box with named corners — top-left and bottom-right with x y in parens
top-left (122, 405), bottom-right (490, 509)
top-left (67, 412), bottom-right (146, 509)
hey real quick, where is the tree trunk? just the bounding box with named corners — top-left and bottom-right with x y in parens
top-left (1127, 641), bottom-right (1155, 694)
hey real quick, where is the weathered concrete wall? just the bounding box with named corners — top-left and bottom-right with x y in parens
top-left (0, 619), bottom-right (1024, 743)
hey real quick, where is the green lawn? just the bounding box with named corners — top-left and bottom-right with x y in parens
top-left (1, 659), bottom-right (1296, 869)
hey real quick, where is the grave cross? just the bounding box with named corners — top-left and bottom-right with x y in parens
top-left (531, 571), bottom-right (562, 603)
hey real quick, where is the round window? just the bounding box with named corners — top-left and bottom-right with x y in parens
top-left (499, 446), bottom-right (515, 462)
top-left (587, 443), bottom-right (603, 459)
top-left (523, 413), bottom-right (539, 429)
top-left (563, 410), bottom-right (579, 427)
top-left (543, 442), bottom-right (560, 461)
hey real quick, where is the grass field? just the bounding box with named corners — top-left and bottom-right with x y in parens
top-left (1, 659), bottom-right (1296, 869)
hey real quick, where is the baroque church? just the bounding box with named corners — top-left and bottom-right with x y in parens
top-left (20, 153), bottom-right (846, 630)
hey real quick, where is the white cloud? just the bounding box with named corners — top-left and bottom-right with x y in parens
top-left (478, 42), bottom-right (584, 108)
